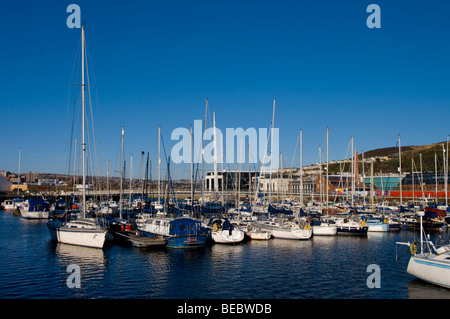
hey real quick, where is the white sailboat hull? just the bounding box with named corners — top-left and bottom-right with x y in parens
top-left (367, 223), bottom-right (388, 232)
top-left (211, 229), bottom-right (245, 244)
top-left (312, 225), bottom-right (337, 236)
top-left (248, 231), bottom-right (272, 240)
top-left (407, 255), bottom-right (450, 289)
top-left (271, 227), bottom-right (312, 240)
top-left (20, 209), bottom-right (49, 219)
top-left (47, 220), bottom-right (107, 249)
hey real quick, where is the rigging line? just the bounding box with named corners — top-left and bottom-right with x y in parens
top-left (85, 44), bottom-right (100, 115)
top-left (65, 39), bottom-right (81, 179)
top-left (84, 43), bottom-right (100, 183)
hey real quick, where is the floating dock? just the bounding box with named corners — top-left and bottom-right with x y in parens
top-left (110, 230), bottom-right (166, 248)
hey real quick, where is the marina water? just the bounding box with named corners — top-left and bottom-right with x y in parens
top-left (1, 211), bottom-right (450, 299)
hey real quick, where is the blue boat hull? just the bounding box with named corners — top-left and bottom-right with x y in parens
top-left (139, 230), bottom-right (206, 249)
top-left (166, 235), bottom-right (207, 249)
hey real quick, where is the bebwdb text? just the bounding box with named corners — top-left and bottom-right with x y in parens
top-left (177, 303), bottom-right (272, 316)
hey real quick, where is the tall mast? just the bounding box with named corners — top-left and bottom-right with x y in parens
top-left (201, 99), bottom-right (208, 196)
top-left (446, 136), bottom-right (449, 207)
top-left (119, 125), bottom-right (124, 219)
top-left (129, 153), bottom-right (133, 209)
top-left (435, 152), bottom-right (438, 201)
top-left (213, 112), bottom-right (218, 196)
top-left (412, 158), bottom-right (415, 205)
top-left (269, 99), bottom-right (275, 205)
top-left (318, 146), bottom-right (322, 203)
top-left (107, 159), bottom-right (110, 201)
top-left (362, 151), bottom-right (365, 207)
top-left (248, 143), bottom-right (252, 197)
top-left (299, 129), bottom-right (303, 206)
top-left (371, 162), bottom-right (374, 211)
top-left (326, 127), bottom-right (329, 211)
top-left (141, 151), bottom-right (145, 207)
top-left (399, 134), bottom-right (402, 207)
top-left (351, 136), bottom-right (354, 207)
top-left (190, 125), bottom-right (193, 214)
top-left (158, 126), bottom-right (161, 205)
top-left (81, 25), bottom-right (86, 219)
top-left (420, 153), bottom-right (425, 201)
top-left (17, 148), bottom-right (21, 198)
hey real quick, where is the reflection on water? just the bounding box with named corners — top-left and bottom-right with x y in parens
top-left (1, 212), bottom-right (450, 298)
top-left (408, 279), bottom-right (450, 299)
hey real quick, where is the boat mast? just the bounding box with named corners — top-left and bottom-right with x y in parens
top-left (119, 125), bottom-right (124, 219)
top-left (435, 152), bottom-right (438, 201)
top-left (351, 136), bottom-right (354, 207)
top-left (412, 158), bottom-right (415, 206)
top-left (158, 126), bottom-right (161, 206)
top-left (201, 98), bottom-right (208, 202)
top-left (73, 139), bottom-right (77, 195)
top-left (81, 25), bottom-right (86, 219)
top-left (213, 112), bottom-right (218, 197)
top-left (371, 162), bottom-right (374, 211)
top-left (420, 153), bottom-right (425, 201)
top-left (446, 136), bottom-right (449, 207)
top-left (129, 153), bottom-right (133, 209)
top-left (17, 148), bottom-right (21, 199)
top-left (269, 99), bottom-right (275, 206)
top-left (399, 134), bottom-right (402, 207)
top-left (300, 129), bottom-right (303, 207)
top-left (326, 127), bottom-right (329, 212)
top-left (190, 125), bottom-right (193, 216)
top-left (319, 145), bottom-right (322, 204)
top-left (107, 159), bottom-right (110, 201)
top-left (362, 151), bottom-right (365, 208)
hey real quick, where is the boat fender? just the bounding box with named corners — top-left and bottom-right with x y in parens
top-left (305, 224), bottom-right (310, 230)
top-left (361, 220), bottom-right (366, 227)
top-left (410, 242), bottom-right (417, 255)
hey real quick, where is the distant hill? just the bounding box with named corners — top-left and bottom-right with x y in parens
top-left (328, 141), bottom-right (448, 174)
top-left (360, 142), bottom-right (446, 159)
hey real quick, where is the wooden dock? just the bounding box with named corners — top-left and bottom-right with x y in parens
top-left (110, 230), bottom-right (166, 248)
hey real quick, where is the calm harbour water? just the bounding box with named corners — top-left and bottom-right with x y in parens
top-left (1, 211), bottom-right (450, 299)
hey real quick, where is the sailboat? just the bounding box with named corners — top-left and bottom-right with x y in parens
top-left (253, 100), bottom-right (312, 240)
top-left (47, 26), bottom-right (107, 249)
top-left (311, 127), bottom-right (337, 236)
top-left (397, 211), bottom-right (450, 289)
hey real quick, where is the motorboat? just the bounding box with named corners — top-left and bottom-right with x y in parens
top-left (1, 198), bottom-right (24, 211)
top-left (138, 217), bottom-right (206, 248)
top-left (334, 217), bottom-right (368, 236)
top-left (365, 218), bottom-right (389, 232)
top-left (19, 198), bottom-right (49, 219)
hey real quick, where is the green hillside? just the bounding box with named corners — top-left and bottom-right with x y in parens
top-left (327, 141), bottom-right (448, 175)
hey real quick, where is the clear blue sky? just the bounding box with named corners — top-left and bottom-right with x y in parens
top-left (1, 0), bottom-right (450, 180)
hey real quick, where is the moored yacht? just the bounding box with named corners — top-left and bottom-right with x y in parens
top-left (397, 211), bottom-right (450, 289)
top-left (46, 25), bottom-right (107, 249)
top-left (20, 198), bottom-right (49, 219)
